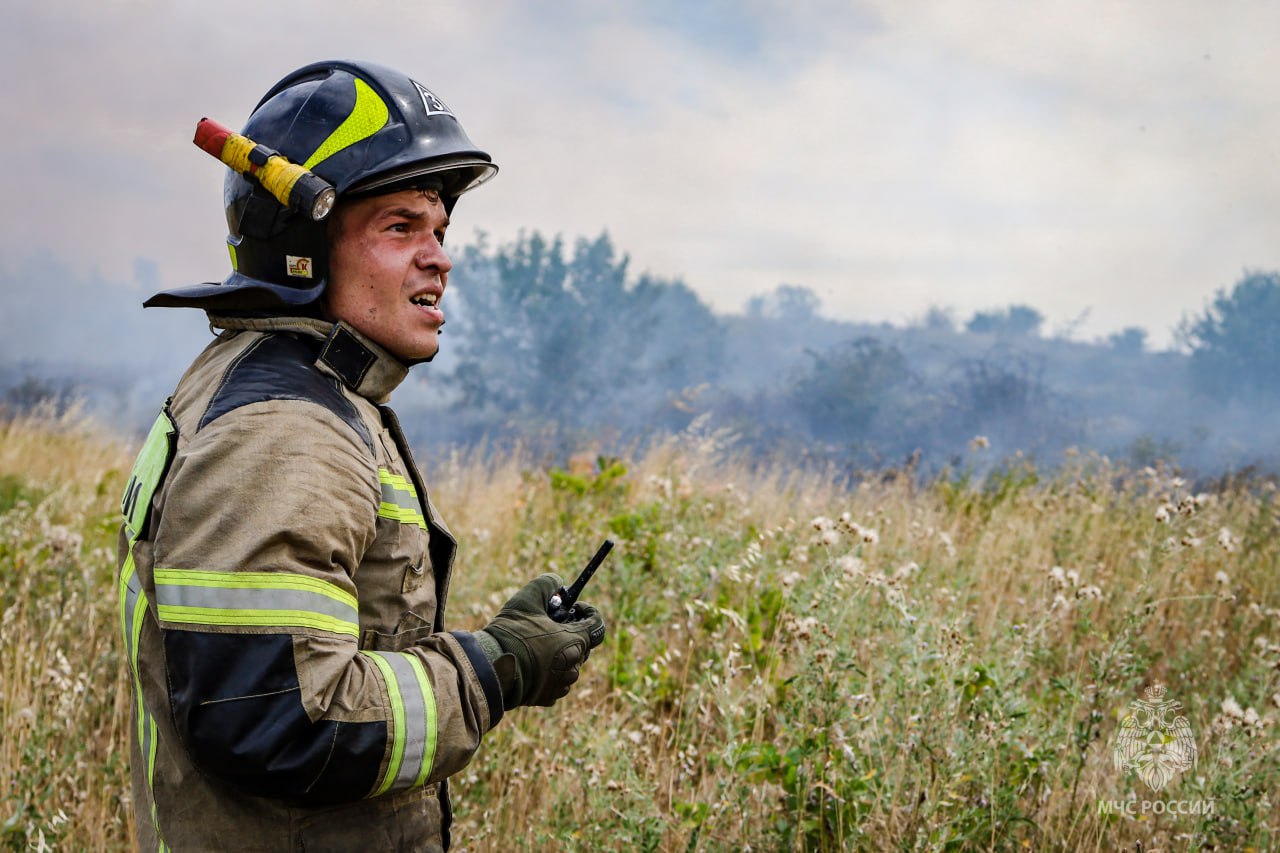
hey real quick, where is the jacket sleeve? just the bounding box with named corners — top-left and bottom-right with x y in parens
top-left (150, 400), bottom-right (500, 803)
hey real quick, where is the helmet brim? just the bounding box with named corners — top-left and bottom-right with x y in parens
top-left (344, 156), bottom-right (497, 199)
top-left (144, 272), bottom-right (326, 311)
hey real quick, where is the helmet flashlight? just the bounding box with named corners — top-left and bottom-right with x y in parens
top-left (194, 118), bottom-right (337, 221)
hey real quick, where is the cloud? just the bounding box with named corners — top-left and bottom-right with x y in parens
top-left (1, 0), bottom-right (1277, 352)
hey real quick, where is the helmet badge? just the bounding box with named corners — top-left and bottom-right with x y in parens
top-left (412, 80), bottom-right (455, 117)
top-left (286, 256), bottom-right (314, 279)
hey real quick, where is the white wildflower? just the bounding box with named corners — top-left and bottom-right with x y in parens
top-left (1217, 528), bottom-right (1236, 552)
top-left (894, 561), bottom-right (919, 580)
top-left (970, 435), bottom-right (990, 450)
top-left (791, 616), bottom-right (818, 641)
top-left (837, 555), bottom-right (865, 579)
top-left (1154, 505), bottom-right (1172, 524)
top-left (1215, 571), bottom-right (1230, 586)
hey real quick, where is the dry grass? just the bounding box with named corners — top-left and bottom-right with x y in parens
top-left (2, 413), bottom-right (1278, 850)
top-left (1, 409), bottom-right (134, 850)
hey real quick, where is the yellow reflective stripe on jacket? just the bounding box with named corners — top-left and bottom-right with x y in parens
top-left (121, 409), bottom-right (177, 539)
top-left (363, 651), bottom-right (438, 796)
top-left (154, 569), bottom-right (359, 637)
top-left (119, 554), bottom-right (168, 849)
top-left (378, 467), bottom-right (427, 529)
top-left (118, 407), bottom-right (176, 850)
top-left (302, 78), bottom-right (390, 170)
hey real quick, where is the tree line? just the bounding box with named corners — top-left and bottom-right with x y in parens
top-left (386, 231), bottom-right (1280, 474)
top-left (4, 233), bottom-right (1278, 475)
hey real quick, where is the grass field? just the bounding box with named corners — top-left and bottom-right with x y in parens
top-left (1, 410), bottom-right (1278, 851)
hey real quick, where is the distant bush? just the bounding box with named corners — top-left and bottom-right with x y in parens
top-left (789, 337), bottom-right (911, 444)
top-left (965, 304), bottom-right (1044, 337)
top-left (1180, 270), bottom-right (1280, 401)
top-left (1, 376), bottom-right (79, 419)
top-left (446, 231), bottom-right (724, 439)
top-left (1107, 326), bottom-right (1147, 355)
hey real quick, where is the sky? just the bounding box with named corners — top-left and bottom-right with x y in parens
top-left (2, 0), bottom-right (1277, 354)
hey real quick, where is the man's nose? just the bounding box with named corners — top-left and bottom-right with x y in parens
top-left (415, 237), bottom-right (452, 274)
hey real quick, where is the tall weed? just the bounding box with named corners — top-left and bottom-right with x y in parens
top-left (1, 415), bottom-right (1276, 850)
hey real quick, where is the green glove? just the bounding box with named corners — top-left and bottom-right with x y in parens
top-left (476, 574), bottom-right (606, 710)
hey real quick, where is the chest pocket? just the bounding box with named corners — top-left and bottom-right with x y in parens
top-left (378, 466), bottom-right (431, 594)
top-left (358, 422), bottom-right (458, 648)
top-left (353, 432), bottom-right (435, 648)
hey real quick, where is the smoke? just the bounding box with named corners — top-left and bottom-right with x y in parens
top-left (5, 237), bottom-right (1279, 477)
top-left (0, 250), bottom-right (212, 429)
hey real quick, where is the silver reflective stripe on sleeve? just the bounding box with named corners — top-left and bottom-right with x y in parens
top-left (153, 569), bottom-right (359, 637)
top-left (362, 651), bottom-right (438, 795)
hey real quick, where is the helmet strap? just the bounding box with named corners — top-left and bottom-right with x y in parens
top-left (237, 185), bottom-right (289, 240)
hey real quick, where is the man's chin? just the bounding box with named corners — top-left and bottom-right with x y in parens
top-left (397, 337), bottom-right (440, 365)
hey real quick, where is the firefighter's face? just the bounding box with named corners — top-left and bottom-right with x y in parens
top-left (324, 188), bottom-right (452, 363)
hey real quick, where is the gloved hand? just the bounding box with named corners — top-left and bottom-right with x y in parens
top-left (476, 574), bottom-right (606, 710)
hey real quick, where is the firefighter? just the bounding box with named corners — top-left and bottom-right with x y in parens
top-left (117, 59), bottom-right (606, 852)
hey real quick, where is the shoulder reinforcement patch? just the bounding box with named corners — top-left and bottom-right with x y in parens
top-left (199, 333), bottom-right (374, 455)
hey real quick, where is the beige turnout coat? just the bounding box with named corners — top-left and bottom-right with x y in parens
top-left (117, 316), bottom-right (503, 852)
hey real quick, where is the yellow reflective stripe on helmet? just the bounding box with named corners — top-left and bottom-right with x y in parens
top-left (302, 78), bottom-right (390, 171)
top-left (154, 569), bottom-right (359, 637)
top-left (378, 467), bottom-right (427, 529)
top-left (363, 651), bottom-right (438, 796)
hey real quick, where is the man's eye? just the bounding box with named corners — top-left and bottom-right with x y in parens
top-left (389, 222), bottom-right (409, 233)
top-left (435, 230), bottom-right (447, 246)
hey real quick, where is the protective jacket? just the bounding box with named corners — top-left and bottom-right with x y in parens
top-left (116, 315), bottom-right (504, 852)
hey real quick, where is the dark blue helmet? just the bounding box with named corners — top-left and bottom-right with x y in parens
top-left (147, 60), bottom-right (497, 312)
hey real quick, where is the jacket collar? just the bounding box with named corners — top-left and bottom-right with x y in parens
top-left (208, 315), bottom-right (409, 403)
